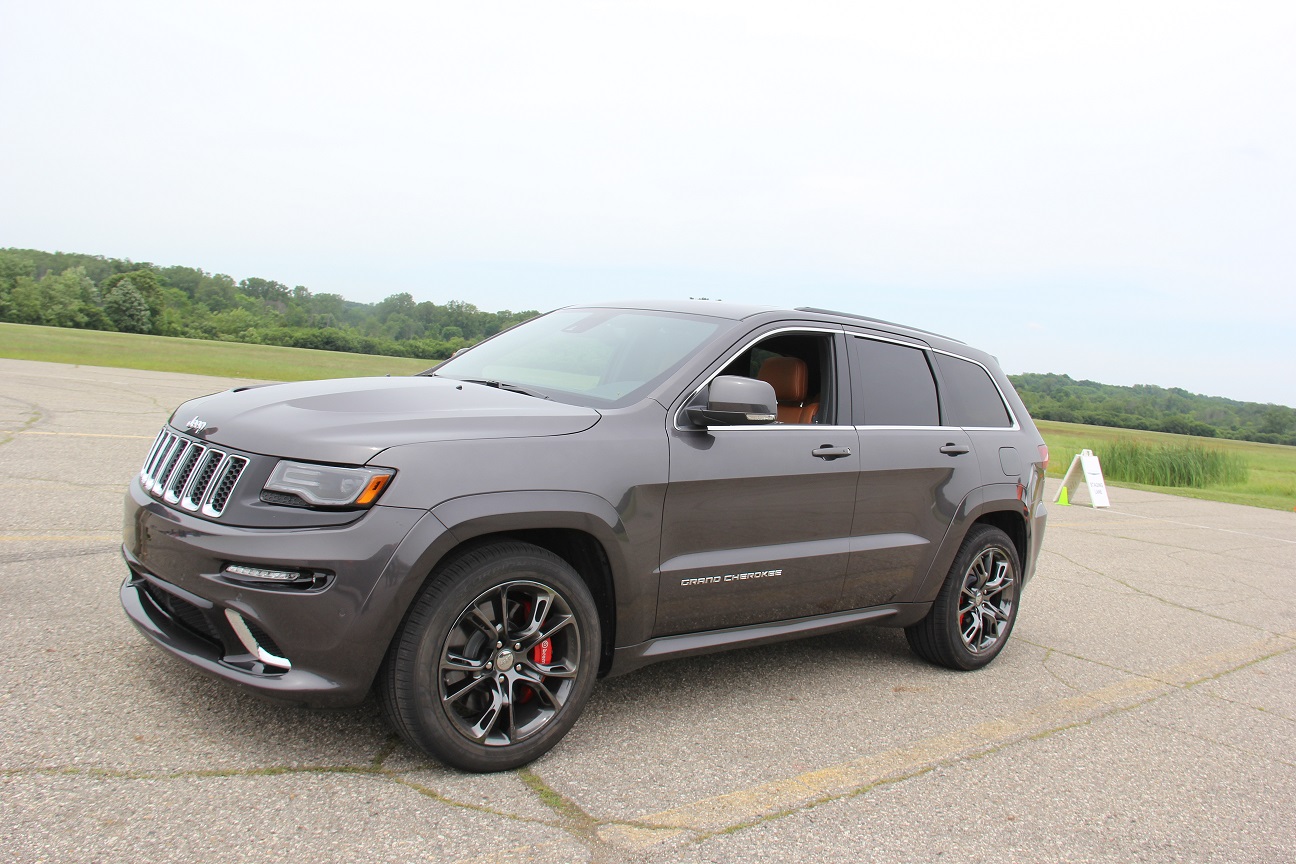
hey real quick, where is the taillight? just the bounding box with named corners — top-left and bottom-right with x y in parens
top-left (1038, 444), bottom-right (1050, 471)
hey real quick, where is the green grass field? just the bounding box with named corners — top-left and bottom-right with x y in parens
top-left (2, 323), bottom-right (1293, 511)
top-left (0, 322), bottom-right (431, 380)
top-left (1037, 420), bottom-right (1296, 512)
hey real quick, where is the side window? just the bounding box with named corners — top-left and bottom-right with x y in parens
top-left (935, 354), bottom-right (1013, 428)
top-left (851, 337), bottom-right (939, 427)
top-left (716, 332), bottom-right (836, 425)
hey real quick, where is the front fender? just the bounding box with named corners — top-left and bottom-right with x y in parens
top-left (428, 490), bottom-right (659, 650)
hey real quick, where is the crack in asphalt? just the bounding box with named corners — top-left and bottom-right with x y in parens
top-left (1041, 549), bottom-right (1284, 636)
top-left (0, 394), bottom-right (43, 447)
top-left (1088, 506), bottom-right (1296, 546)
top-left (1035, 646), bottom-right (1091, 695)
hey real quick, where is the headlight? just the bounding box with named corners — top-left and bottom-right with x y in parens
top-left (263, 461), bottom-right (394, 508)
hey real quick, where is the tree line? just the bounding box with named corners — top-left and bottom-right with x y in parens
top-left (0, 247), bottom-right (536, 362)
top-left (1009, 372), bottom-right (1296, 446)
top-left (2, 247), bottom-right (1292, 445)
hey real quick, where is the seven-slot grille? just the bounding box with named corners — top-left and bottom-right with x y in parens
top-left (141, 428), bottom-right (248, 518)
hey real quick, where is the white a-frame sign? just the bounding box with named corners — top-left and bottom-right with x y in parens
top-left (1056, 449), bottom-right (1110, 508)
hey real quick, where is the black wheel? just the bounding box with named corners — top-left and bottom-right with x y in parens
top-left (905, 525), bottom-right (1020, 671)
top-left (381, 541), bottom-right (600, 772)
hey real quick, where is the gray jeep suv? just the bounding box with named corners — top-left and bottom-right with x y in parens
top-left (121, 300), bottom-right (1048, 771)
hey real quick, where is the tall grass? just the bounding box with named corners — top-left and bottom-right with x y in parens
top-left (1100, 439), bottom-right (1249, 489)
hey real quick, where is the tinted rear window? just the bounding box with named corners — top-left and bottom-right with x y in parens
top-left (851, 337), bottom-right (939, 426)
top-left (935, 354), bottom-right (1013, 428)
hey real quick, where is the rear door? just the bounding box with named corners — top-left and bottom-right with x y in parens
top-left (931, 350), bottom-right (1022, 482)
top-left (840, 332), bottom-right (981, 608)
top-left (655, 326), bottom-right (859, 635)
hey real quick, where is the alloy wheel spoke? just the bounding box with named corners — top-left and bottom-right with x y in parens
top-left (442, 651), bottom-right (486, 674)
top-left (465, 680), bottom-right (509, 742)
top-left (532, 612), bottom-right (574, 647)
top-left (983, 557), bottom-right (1010, 591)
top-left (520, 675), bottom-right (563, 710)
top-left (519, 589), bottom-right (554, 641)
top-left (514, 663), bottom-right (563, 705)
top-left (466, 602), bottom-right (500, 641)
top-left (442, 671), bottom-right (492, 705)
top-left (529, 659), bottom-right (578, 680)
top-left (979, 607), bottom-right (1001, 638)
top-left (505, 687), bottom-right (519, 742)
top-left (984, 575), bottom-right (1013, 598)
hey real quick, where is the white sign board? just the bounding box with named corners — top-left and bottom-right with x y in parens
top-left (1056, 449), bottom-right (1110, 508)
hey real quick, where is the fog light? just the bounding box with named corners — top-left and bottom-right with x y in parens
top-left (224, 564), bottom-right (305, 583)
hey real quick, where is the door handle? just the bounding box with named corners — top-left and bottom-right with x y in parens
top-left (939, 443), bottom-right (970, 456)
top-left (812, 445), bottom-right (852, 460)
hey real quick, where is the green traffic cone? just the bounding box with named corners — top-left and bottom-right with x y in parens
top-left (1058, 485), bottom-right (1070, 506)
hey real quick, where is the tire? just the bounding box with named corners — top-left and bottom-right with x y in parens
top-left (381, 541), bottom-right (600, 772)
top-left (905, 525), bottom-right (1021, 671)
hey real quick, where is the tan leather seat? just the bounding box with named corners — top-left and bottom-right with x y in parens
top-left (757, 357), bottom-right (819, 424)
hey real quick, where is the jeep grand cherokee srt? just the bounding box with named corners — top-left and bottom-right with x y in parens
top-left (121, 300), bottom-right (1048, 772)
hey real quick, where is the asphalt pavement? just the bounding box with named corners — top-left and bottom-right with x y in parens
top-left (1, 358), bottom-right (1292, 863)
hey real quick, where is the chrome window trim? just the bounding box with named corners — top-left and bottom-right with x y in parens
top-left (844, 331), bottom-right (1020, 432)
top-left (854, 424), bottom-right (967, 433)
top-left (672, 325), bottom-right (844, 433)
top-left (843, 330), bottom-right (931, 350)
top-left (703, 424), bottom-right (858, 433)
top-left (928, 346), bottom-right (1021, 431)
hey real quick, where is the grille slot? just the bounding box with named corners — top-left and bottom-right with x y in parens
top-left (163, 443), bottom-right (205, 503)
top-left (140, 581), bottom-right (222, 646)
top-left (204, 456), bottom-right (248, 517)
top-left (141, 428), bottom-right (249, 520)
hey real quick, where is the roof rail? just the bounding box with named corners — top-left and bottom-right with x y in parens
top-left (794, 307), bottom-right (963, 344)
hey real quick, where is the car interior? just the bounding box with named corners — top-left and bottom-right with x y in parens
top-left (719, 333), bottom-right (834, 424)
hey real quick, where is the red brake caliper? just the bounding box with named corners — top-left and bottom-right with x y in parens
top-left (519, 639), bottom-right (552, 702)
top-left (517, 600), bottom-right (552, 704)
top-left (532, 638), bottom-right (553, 665)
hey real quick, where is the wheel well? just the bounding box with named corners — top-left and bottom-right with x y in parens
top-left (443, 529), bottom-right (617, 676)
top-left (972, 510), bottom-right (1027, 565)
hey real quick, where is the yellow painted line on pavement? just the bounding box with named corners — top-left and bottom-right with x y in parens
top-left (0, 430), bottom-right (153, 440)
top-left (590, 629), bottom-right (1296, 848)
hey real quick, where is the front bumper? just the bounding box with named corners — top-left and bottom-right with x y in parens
top-left (120, 477), bottom-right (444, 707)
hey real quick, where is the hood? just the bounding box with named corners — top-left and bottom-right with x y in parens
top-left (170, 376), bottom-right (601, 465)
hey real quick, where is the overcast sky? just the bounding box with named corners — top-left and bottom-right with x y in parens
top-left (3, 2), bottom-right (1293, 406)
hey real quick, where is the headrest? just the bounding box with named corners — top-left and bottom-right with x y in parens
top-left (757, 356), bottom-right (808, 403)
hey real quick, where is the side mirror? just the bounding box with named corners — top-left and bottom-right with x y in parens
top-left (686, 375), bottom-right (778, 427)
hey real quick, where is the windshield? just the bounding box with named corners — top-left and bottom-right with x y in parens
top-left (430, 308), bottom-right (727, 407)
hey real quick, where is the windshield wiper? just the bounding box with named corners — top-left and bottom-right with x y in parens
top-left (456, 378), bottom-right (551, 400)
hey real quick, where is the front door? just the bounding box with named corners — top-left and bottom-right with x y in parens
top-left (655, 328), bottom-right (858, 636)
